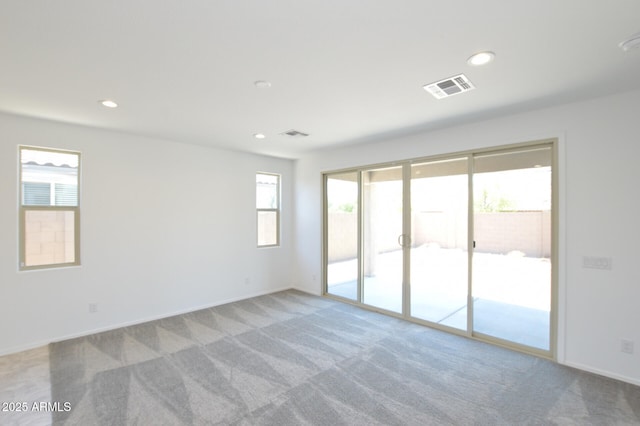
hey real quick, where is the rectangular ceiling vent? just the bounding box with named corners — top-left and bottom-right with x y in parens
top-left (280, 129), bottom-right (309, 138)
top-left (423, 74), bottom-right (475, 99)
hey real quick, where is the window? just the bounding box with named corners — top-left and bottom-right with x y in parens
top-left (19, 146), bottom-right (80, 270)
top-left (256, 172), bottom-right (280, 247)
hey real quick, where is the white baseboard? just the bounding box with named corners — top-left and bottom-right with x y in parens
top-left (560, 360), bottom-right (640, 387)
top-left (6, 286), bottom-right (638, 390)
top-left (0, 286), bottom-right (293, 357)
top-left (291, 285), bottom-right (322, 296)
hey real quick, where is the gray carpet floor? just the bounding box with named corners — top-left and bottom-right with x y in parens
top-left (49, 290), bottom-right (640, 425)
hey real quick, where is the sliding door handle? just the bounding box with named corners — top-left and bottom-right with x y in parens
top-left (398, 234), bottom-right (412, 248)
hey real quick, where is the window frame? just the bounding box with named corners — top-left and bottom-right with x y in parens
top-left (256, 172), bottom-right (281, 248)
top-left (19, 146), bottom-right (81, 271)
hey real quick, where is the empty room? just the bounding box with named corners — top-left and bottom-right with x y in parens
top-left (1, 1), bottom-right (640, 425)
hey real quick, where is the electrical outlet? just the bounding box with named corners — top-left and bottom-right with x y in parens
top-left (621, 339), bottom-right (634, 354)
top-left (244, 277), bottom-right (250, 285)
top-left (582, 256), bottom-right (612, 270)
top-left (89, 303), bottom-right (98, 313)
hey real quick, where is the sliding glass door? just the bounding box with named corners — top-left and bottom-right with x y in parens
top-left (362, 165), bottom-right (404, 313)
top-left (410, 158), bottom-right (468, 330)
top-left (472, 147), bottom-right (552, 350)
top-left (325, 172), bottom-right (359, 301)
top-left (323, 141), bottom-right (555, 356)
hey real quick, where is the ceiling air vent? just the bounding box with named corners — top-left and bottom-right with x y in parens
top-left (423, 74), bottom-right (475, 99)
top-left (280, 129), bottom-right (309, 138)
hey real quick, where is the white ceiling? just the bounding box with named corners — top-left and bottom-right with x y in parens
top-left (2, 1), bottom-right (640, 159)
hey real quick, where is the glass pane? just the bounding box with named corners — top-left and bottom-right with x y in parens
top-left (257, 211), bottom-right (278, 246)
top-left (326, 172), bottom-right (358, 300)
top-left (472, 147), bottom-right (552, 350)
top-left (21, 149), bottom-right (78, 207)
top-left (362, 166), bottom-right (403, 313)
top-left (55, 183), bottom-right (78, 206)
top-left (256, 173), bottom-right (279, 209)
top-left (23, 182), bottom-right (51, 206)
top-left (410, 158), bottom-right (468, 330)
top-left (24, 210), bottom-right (76, 267)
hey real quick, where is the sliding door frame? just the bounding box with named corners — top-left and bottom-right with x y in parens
top-left (468, 143), bottom-right (556, 358)
top-left (322, 139), bottom-right (558, 360)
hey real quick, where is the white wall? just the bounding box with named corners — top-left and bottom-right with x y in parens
top-left (293, 89), bottom-right (640, 385)
top-left (2, 90), bottom-right (639, 386)
top-left (0, 113), bottom-right (294, 355)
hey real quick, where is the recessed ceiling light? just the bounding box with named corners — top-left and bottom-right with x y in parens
top-left (467, 51), bottom-right (495, 66)
top-left (254, 80), bottom-right (272, 89)
top-left (99, 99), bottom-right (118, 108)
top-left (254, 133), bottom-right (266, 139)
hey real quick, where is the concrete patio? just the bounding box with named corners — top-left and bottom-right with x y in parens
top-left (327, 245), bottom-right (551, 350)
